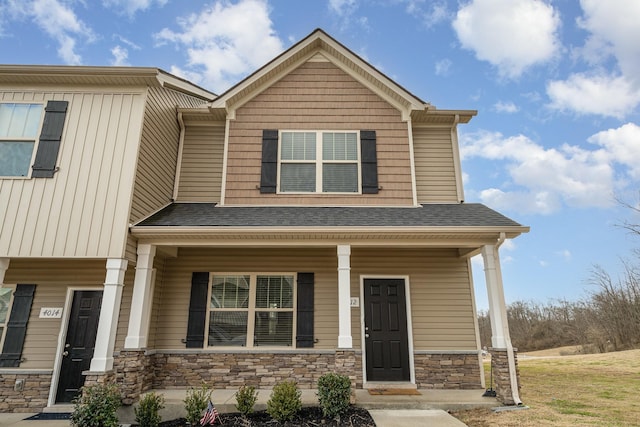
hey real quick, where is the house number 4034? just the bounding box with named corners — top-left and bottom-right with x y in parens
top-left (39, 307), bottom-right (63, 318)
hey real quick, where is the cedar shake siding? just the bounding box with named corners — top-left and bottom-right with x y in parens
top-left (223, 61), bottom-right (413, 206)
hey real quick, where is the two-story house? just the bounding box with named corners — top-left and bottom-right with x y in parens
top-left (0, 29), bottom-right (527, 413)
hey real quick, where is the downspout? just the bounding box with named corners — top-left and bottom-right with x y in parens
top-left (172, 110), bottom-right (186, 201)
top-left (496, 232), bottom-right (523, 405)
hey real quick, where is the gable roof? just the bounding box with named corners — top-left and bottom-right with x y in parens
top-left (0, 65), bottom-right (215, 101)
top-left (205, 28), bottom-right (475, 123)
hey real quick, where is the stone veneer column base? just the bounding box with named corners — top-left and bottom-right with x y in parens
top-left (113, 350), bottom-right (153, 405)
top-left (489, 348), bottom-right (520, 405)
top-left (0, 372), bottom-right (52, 413)
top-left (413, 352), bottom-right (482, 389)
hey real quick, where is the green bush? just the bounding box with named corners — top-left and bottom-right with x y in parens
top-left (266, 380), bottom-right (302, 422)
top-left (235, 385), bottom-right (258, 416)
top-left (183, 384), bottom-right (212, 426)
top-left (70, 383), bottom-right (121, 427)
top-left (317, 373), bottom-right (352, 419)
top-left (134, 392), bottom-right (165, 427)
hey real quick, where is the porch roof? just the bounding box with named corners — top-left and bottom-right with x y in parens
top-left (134, 203), bottom-right (526, 232)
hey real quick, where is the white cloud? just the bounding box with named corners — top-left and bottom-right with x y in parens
top-left (452, 0), bottom-right (560, 78)
top-left (154, 0), bottom-right (283, 92)
top-left (547, 73), bottom-right (640, 119)
top-left (461, 129), bottom-right (626, 214)
top-left (2, 0), bottom-right (94, 64)
top-left (588, 123), bottom-right (640, 179)
top-left (435, 58), bottom-right (452, 76)
top-left (546, 1), bottom-right (640, 118)
top-left (110, 45), bottom-right (129, 66)
top-left (329, 0), bottom-right (357, 16)
top-left (102, 0), bottom-right (168, 17)
top-left (494, 101), bottom-right (519, 114)
top-left (403, 0), bottom-right (449, 28)
top-left (556, 249), bottom-right (572, 261)
top-left (578, 0), bottom-right (640, 87)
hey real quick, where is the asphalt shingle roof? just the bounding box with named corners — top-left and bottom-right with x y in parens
top-left (136, 203), bottom-right (524, 228)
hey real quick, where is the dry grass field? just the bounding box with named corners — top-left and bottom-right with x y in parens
top-left (452, 348), bottom-right (640, 427)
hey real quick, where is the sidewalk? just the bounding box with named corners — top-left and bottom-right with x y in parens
top-left (0, 388), bottom-right (495, 426)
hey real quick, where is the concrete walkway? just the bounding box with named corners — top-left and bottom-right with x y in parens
top-left (0, 388), bottom-right (496, 426)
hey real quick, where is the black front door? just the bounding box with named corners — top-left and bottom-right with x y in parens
top-left (56, 290), bottom-right (102, 403)
top-left (364, 279), bottom-right (410, 381)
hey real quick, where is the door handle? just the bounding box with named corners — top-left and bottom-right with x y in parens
top-left (365, 333), bottom-right (370, 338)
top-left (62, 351), bottom-right (69, 357)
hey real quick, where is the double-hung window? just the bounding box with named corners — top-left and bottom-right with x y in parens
top-left (0, 103), bottom-right (44, 177)
top-left (279, 131), bottom-right (359, 193)
top-left (0, 286), bottom-right (14, 351)
top-left (207, 274), bottom-right (295, 348)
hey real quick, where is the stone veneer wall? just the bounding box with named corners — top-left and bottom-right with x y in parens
top-left (113, 351), bottom-right (154, 405)
top-left (489, 348), bottom-right (520, 405)
top-left (413, 352), bottom-right (482, 389)
top-left (151, 350), bottom-right (363, 390)
top-left (0, 371), bottom-right (51, 413)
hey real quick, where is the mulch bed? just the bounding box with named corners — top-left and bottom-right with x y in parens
top-left (155, 406), bottom-right (376, 426)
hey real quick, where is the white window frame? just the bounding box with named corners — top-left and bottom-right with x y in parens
top-left (0, 102), bottom-right (45, 179)
top-left (0, 285), bottom-right (16, 352)
top-left (205, 273), bottom-right (297, 349)
top-left (277, 130), bottom-right (361, 194)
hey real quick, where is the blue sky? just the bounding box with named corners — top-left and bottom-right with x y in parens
top-left (1, 0), bottom-right (639, 310)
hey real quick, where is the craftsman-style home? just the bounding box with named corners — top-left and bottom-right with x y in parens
top-left (0, 29), bottom-right (527, 413)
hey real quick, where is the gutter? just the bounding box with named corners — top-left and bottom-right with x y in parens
top-left (496, 232), bottom-right (523, 406)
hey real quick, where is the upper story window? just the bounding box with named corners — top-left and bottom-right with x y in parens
top-left (207, 274), bottom-right (295, 348)
top-left (279, 131), bottom-right (359, 193)
top-left (0, 103), bottom-right (44, 177)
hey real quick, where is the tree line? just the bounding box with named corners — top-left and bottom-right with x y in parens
top-left (479, 196), bottom-right (640, 353)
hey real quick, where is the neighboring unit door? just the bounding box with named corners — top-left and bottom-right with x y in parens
top-left (363, 278), bottom-right (410, 381)
top-left (55, 290), bottom-right (102, 403)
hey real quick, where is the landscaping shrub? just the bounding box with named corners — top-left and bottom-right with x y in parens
top-left (235, 385), bottom-right (258, 416)
top-left (266, 380), bottom-right (302, 422)
top-left (70, 383), bottom-right (121, 427)
top-left (134, 392), bottom-right (165, 427)
top-left (183, 384), bottom-right (212, 426)
top-left (317, 373), bottom-right (352, 419)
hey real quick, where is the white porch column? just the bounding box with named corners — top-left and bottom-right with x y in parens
top-left (481, 244), bottom-right (510, 348)
top-left (124, 244), bottom-right (156, 349)
top-left (90, 258), bottom-right (128, 372)
top-left (337, 244), bottom-right (352, 348)
top-left (0, 258), bottom-right (9, 284)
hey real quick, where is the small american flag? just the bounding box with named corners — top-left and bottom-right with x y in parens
top-left (199, 400), bottom-right (219, 425)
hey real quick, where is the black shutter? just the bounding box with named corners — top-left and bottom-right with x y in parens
top-left (0, 284), bottom-right (36, 367)
top-left (186, 272), bottom-right (209, 348)
top-left (260, 129), bottom-right (279, 193)
top-left (296, 273), bottom-right (314, 348)
top-left (32, 100), bottom-right (68, 178)
top-left (360, 130), bottom-right (378, 194)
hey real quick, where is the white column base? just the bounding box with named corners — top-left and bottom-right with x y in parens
top-left (337, 245), bottom-right (353, 349)
top-left (338, 335), bottom-right (353, 349)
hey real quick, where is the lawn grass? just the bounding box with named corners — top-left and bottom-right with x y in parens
top-left (452, 349), bottom-right (640, 427)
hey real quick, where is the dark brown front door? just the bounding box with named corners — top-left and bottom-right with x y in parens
top-left (56, 290), bottom-right (102, 403)
top-left (364, 278), bottom-right (410, 381)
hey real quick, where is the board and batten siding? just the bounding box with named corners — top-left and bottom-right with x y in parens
top-left (175, 124), bottom-right (225, 202)
top-left (3, 259), bottom-right (134, 369)
top-left (224, 60), bottom-right (414, 206)
top-left (0, 88), bottom-right (145, 258)
top-left (351, 248), bottom-right (478, 350)
top-left (412, 126), bottom-right (459, 203)
top-left (150, 247), bottom-right (339, 350)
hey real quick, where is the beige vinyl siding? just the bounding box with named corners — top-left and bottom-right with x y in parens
top-left (413, 126), bottom-right (459, 203)
top-left (151, 247), bottom-right (339, 350)
top-left (175, 124), bottom-right (225, 202)
top-left (351, 248), bottom-right (477, 350)
top-left (130, 87), bottom-right (206, 224)
top-left (0, 89), bottom-right (145, 258)
top-left (3, 259), bottom-right (135, 369)
top-left (224, 61), bottom-right (413, 206)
